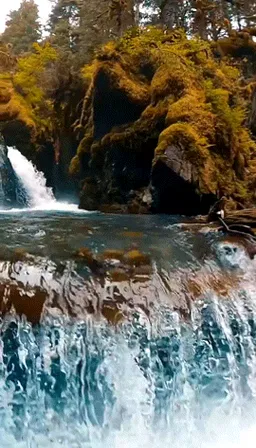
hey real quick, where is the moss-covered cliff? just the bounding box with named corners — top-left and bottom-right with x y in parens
top-left (0, 43), bottom-right (59, 163)
top-left (0, 75), bottom-right (36, 156)
top-left (0, 30), bottom-right (256, 215)
top-left (0, 42), bottom-right (86, 195)
top-left (70, 28), bottom-right (256, 215)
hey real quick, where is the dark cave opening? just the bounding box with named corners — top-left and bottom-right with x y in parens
top-left (2, 121), bottom-right (33, 161)
top-left (107, 138), bottom-right (158, 197)
top-left (152, 160), bottom-right (216, 216)
top-left (35, 142), bottom-right (55, 189)
top-left (93, 71), bottom-right (146, 140)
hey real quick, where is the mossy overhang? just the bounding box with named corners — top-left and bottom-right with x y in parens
top-left (0, 78), bottom-right (36, 157)
top-left (73, 28), bottom-right (256, 214)
top-left (92, 61), bottom-right (150, 140)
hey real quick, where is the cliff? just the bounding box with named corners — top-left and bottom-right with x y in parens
top-left (0, 43), bottom-right (58, 182)
top-left (0, 32), bottom-right (256, 215)
top-left (0, 76), bottom-right (36, 157)
top-left (70, 28), bottom-right (256, 215)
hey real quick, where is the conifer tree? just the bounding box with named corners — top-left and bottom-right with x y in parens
top-left (2, 0), bottom-right (42, 55)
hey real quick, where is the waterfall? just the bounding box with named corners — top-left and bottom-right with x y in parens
top-left (0, 144), bottom-right (27, 208)
top-left (1, 150), bottom-right (256, 447)
top-left (0, 228), bottom-right (256, 447)
top-left (7, 147), bottom-right (84, 212)
top-left (1, 296), bottom-right (256, 448)
top-left (7, 147), bottom-right (56, 209)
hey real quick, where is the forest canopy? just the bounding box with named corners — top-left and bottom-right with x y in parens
top-left (1, 0), bottom-right (256, 138)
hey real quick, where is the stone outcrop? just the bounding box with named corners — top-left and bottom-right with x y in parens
top-left (70, 28), bottom-right (256, 215)
top-left (1, 31), bottom-right (256, 214)
top-left (0, 77), bottom-right (36, 158)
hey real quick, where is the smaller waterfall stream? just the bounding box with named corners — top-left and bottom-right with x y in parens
top-left (7, 147), bottom-right (85, 212)
top-left (8, 147), bottom-right (56, 209)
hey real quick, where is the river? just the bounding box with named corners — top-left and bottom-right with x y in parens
top-left (0, 148), bottom-right (256, 447)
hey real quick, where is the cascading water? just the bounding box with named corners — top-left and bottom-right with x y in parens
top-left (6, 147), bottom-right (83, 212)
top-left (0, 212), bottom-right (256, 448)
top-left (7, 147), bottom-right (56, 209)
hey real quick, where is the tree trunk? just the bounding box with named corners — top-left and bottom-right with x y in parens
top-left (121, 0), bottom-right (135, 33)
top-left (249, 86), bottom-right (256, 134)
top-left (221, 0), bottom-right (230, 20)
top-left (160, 0), bottom-right (180, 29)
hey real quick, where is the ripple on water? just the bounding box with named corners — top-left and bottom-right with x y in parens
top-left (0, 212), bottom-right (255, 447)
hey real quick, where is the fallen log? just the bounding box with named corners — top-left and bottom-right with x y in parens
top-left (195, 209), bottom-right (256, 227)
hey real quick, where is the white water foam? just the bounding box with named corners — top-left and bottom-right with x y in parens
top-left (7, 147), bottom-right (86, 213)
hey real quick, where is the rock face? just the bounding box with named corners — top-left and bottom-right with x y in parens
top-left (70, 28), bottom-right (256, 215)
top-left (0, 77), bottom-right (57, 194)
top-left (0, 77), bottom-right (39, 205)
top-left (0, 142), bottom-right (27, 207)
top-left (0, 78), bottom-right (35, 155)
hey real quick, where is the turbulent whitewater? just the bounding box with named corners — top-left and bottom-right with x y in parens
top-left (7, 147), bottom-right (56, 208)
top-left (0, 145), bottom-right (255, 448)
top-left (7, 147), bottom-right (82, 212)
top-left (0, 210), bottom-right (256, 448)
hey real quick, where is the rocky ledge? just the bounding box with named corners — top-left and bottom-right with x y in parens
top-left (70, 28), bottom-right (256, 215)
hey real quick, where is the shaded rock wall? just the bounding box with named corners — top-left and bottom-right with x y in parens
top-left (0, 78), bottom-right (35, 155)
top-left (1, 30), bottom-right (256, 214)
top-left (70, 28), bottom-right (256, 215)
top-left (0, 141), bottom-right (27, 207)
top-left (0, 73), bottom-right (83, 198)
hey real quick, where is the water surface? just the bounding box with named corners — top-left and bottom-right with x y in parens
top-left (0, 210), bottom-right (256, 447)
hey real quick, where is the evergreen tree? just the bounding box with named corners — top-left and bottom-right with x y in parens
top-left (2, 0), bottom-right (42, 55)
top-left (48, 0), bottom-right (134, 65)
top-left (48, 0), bottom-right (80, 53)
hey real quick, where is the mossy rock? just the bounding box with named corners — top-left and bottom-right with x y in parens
top-left (101, 249), bottom-right (125, 261)
top-left (123, 249), bottom-right (151, 267)
top-left (0, 81), bottom-right (12, 104)
top-left (75, 247), bottom-right (95, 261)
top-left (69, 155), bottom-right (81, 177)
top-left (11, 248), bottom-right (33, 262)
top-left (73, 27), bottom-right (256, 214)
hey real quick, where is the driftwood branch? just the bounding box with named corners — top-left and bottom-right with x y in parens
top-left (241, 15), bottom-right (256, 22)
top-left (196, 208), bottom-right (256, 226)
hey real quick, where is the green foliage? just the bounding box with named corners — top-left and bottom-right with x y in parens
top-left (48, 0), bottom-right (115, 68)
top-left (1, 0), bottom-right (41, 55)
top-left (0, 77), bottom-right (35, 131)
top-left (74, 26), bottom-right (256, 205)
top-left (13, 43), bottom-right (58, 132)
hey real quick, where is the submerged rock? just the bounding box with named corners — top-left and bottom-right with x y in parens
top-left (101, 249), bottom-right (125, 261)
top-left (73, 245), bottom-right (152, 284)
top-left (123, 249), bottom-right (151, 267)
top-left (12, 248), bottom-right (33, 262)
top-left (0, 283), bottom-right (47, 324)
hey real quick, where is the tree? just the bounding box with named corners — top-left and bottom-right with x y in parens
top-left (48, 0), bottom-right (80, 54)
top-left (107, 0), bottom-right (136, 35)
top-left (141, 0), bottom-right (193, 30)
top-left (1, 0), bottom-right (42, 55)
top-left (14, 42), bottom-right (58, 133)
top-left (48, 0), bottom-right (136, 61)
